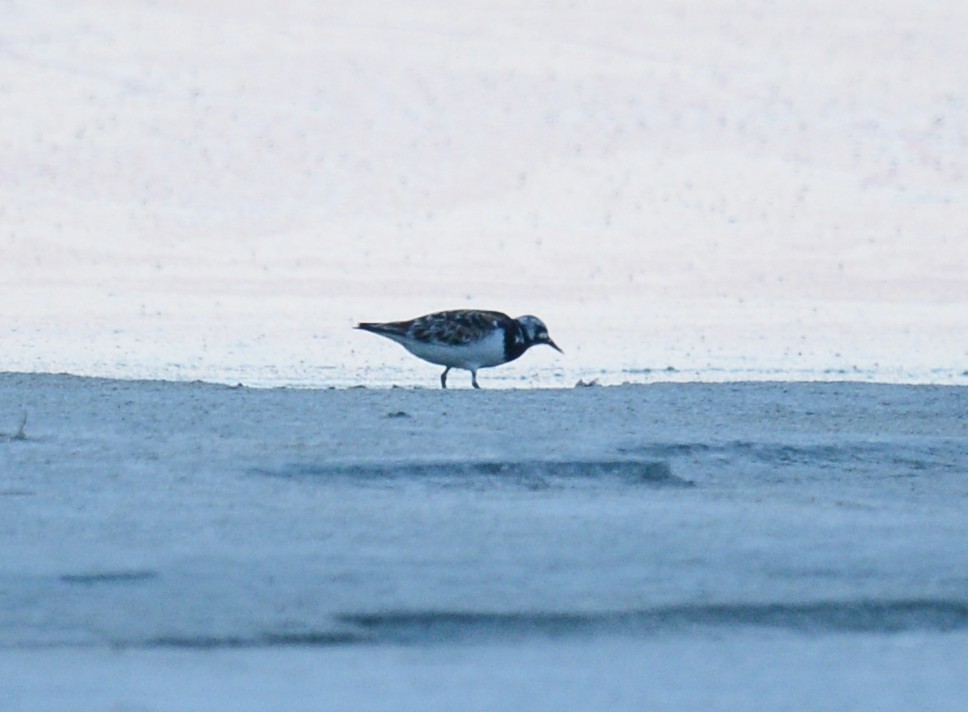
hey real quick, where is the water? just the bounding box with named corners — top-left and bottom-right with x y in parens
top-left (3, 2), bottom-right (967, 390)
top-left (1, 374), bottom-right (966, 709)
top-left (3, 0), bottom-right (968, 706)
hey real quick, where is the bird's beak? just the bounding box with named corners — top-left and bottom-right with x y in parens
top-left (547, 338), bottom-right (563, 354)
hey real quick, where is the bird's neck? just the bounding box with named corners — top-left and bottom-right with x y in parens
top-left (503, 320), bottom-right (531, 363)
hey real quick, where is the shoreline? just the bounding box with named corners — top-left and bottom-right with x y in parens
top-left (2, 369), bottom-right (966, 391)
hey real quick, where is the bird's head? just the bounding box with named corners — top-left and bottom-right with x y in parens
top-left (516, 315), bottom-right (563, 353)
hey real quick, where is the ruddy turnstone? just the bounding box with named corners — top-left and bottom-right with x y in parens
top-left (356, 309), bottom-right (562, 388)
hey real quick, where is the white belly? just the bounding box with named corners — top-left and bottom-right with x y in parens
top-left (402, 329), bottom-right (507, 369)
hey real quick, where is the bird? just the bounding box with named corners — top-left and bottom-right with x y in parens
top-left (355, 309), bottom-right (562, 389)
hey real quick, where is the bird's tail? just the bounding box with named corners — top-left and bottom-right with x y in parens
top-left (355, 322), bottom-right (408, 338)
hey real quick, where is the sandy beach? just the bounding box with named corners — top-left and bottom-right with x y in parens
top-left (3, 0), bottom-right (967, 708)
top-left (2, 375), bottom-right (967, 710)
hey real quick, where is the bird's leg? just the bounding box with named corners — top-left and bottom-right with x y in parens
top-left (471, 370), bottom-right (480, 389)
top-left (440, 367), bottom-right (450, 389)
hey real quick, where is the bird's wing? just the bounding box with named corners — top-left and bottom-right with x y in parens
top-left (409, 310), bottom-right (510, 345)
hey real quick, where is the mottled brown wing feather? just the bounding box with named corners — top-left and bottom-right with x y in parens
top-left (409, 310), bottom-right (511, 345)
